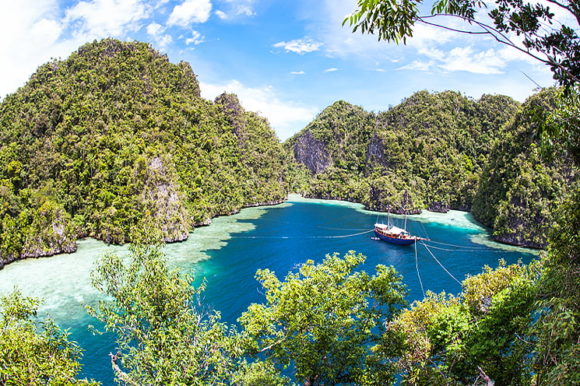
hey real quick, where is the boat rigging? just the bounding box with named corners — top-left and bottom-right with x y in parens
top-left (373, 223), bottom-right (429, 245)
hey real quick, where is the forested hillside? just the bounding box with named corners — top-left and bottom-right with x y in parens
top-left (287, 90), bottom-right (577, 248)
top-left (0, 39), bottom-right (286, 268)
top-left (0, 39), bottom-right (574, 264)
top-left (473, 90), bottom-right (576, 248)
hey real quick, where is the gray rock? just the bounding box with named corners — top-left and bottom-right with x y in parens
top-left (293, 131), bottom-right (330, 174)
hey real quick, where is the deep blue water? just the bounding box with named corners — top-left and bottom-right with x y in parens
top-left (60, 200), bottom-right (533, 383)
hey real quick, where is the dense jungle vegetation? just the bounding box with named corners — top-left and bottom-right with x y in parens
top-left (287, 89), bottom-right (577, 248)
top-left (0, 34), bottom-right (577, 384)
top-left (0, 39), bottom-right (286, 268)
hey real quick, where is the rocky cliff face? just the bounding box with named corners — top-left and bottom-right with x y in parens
top-left (293, 131), bottom-right (330, 174)
top-left (472, 89), bottom-right (576, 249)
top-left (366, 134), bottom-right (389, 168)
top-left (139, 156), bottom-right (191, 243)
top-left (215, 93), bottom-right (245, 139)
top-left (20, 213), bottom-right (77, 258)
top-left (1, 200), bottom-right (77, 269)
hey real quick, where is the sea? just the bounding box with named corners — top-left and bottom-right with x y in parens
top-left (0, 195), bottom-right (536, 384)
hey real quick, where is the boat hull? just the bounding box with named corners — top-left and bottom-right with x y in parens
top-left (374, 230), bottom-right (416, 246)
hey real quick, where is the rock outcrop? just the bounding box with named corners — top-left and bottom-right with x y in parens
top-left (139, 156), bottom-right (191, 243)
top-left (293, 131), bottom-right (330, 174)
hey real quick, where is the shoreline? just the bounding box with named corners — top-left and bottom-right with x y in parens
top-left (0, 201), bottom-right (292, 320)
top-left (0, 193), bottom-right (538, 327)
top-left (0, 198), bottom-right (290, 271)
top-left (0, 194), bottom-right (540, 271)
top-left (288, 194), bottom-right (540, 255)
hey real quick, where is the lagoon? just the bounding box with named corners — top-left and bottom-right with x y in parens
top-left (0, 196), bottom-right (535, 384)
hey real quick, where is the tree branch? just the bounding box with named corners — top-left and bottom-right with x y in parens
top-left (545, 0), bottom-right (580, 25)
top-left (416, 13), bottom-right (580, 84)
top-left (417, 16), bottom-right (489, 35)
top-left (109, 353), bottom-right (139, 386)
top-left (259, 336), bottom-right (287, 353)
top-left (477, 365), bottom-right (495, 386)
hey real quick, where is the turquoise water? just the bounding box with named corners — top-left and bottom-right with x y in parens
top-left (0, 197), bottom-right (535, 384)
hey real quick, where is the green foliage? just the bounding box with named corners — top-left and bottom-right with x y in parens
top-left (532, 187), bottom-right (580, 384)
top-left (288, 91), bottom-right (519, 212)
top-left (345, 0), bottom-right (580, 89)
top-left (473, 89), bottom-right (576, 248)
top-left (0, 39), bottom-right (287, 266)
top-left (0, 183), bottom-right (76, 267)
top-left (0, 289), bottom-right (95, 384)
top-left (88, 244), bottom-right (286, 385)
top-left (239, 251), bottom-right (407, 385)
top-left (389, 260), bottom-right (538, 384)
top-left (289, 88), bottom-right (576, 248)
top-left (544, 85), bottom-right (580, 164)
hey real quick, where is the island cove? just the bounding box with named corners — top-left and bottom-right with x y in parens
top-left (0, 191), bottom-right (537, 272)
top-left (0, 194), bottom-right (535, 383)
top-left (288, 195), bottom-right (538, 254)
top-left (0, 195), bottom-right (536, 320)
top-left (0, 40), bottom-right (573, 272)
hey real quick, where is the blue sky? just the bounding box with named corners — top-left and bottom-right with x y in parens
top-left (0, 0), bottom-right (569, 139)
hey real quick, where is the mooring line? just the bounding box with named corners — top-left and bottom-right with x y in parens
top-left (192, 229), bottom-right (375, 240)
top-left (415, 241), bottom-right (425, 297)
top-left (423, 243), bottom-right (506, 253)
top-left (421, 242), bottom-right (462, 285)
top-left (425, 239), bottom-right (493, 250)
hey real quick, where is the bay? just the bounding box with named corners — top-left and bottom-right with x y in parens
top-left (0, 196), bottom-right (535, 384)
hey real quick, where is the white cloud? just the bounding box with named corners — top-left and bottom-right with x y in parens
top-left (397, 60), bottom-right (434, 72)
top-left (406, 22), bottom-right (456, 48)
top-left (316, 0), bottom-right (402, 60)
top-left (168, 0), bottom-right (212, 27)
top-left (290, 70), bottom-right (305, 75)
top-left (323, 67), bottom-right (339, 72)
top-left (65, 0), bottom-right (151, 38)
top-left (200, 80), bottom-right (317, 140)
top-left (316, 0), bottom-right (554, 78)
top-left (216, 0), bottom-right (256, 19)
top-left (146, 22), bottom-right (173, 48)
top-left (439, 47), bottom-right (506, 74)
top-left (273, 38), bottom-right (322, 54)
top-left (146, 22), bottom-right (163, 35)
top-left (0, 0), bottom-right (205, 99)
top-left (215, 10), bottom-right (228, 20)
top-left (185, 30), bottom-right (205, 45)
top-left (157, 34), bottom-right (173, 47)
top-left (0, 0), bottom-right (73, 98)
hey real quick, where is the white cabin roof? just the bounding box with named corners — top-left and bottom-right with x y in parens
top-left (374, 224), bottom-right (408, 234)
top-left (388, 226), bottom-right (407, 235)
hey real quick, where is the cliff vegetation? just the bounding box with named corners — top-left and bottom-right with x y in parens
top-left (287, 90), bottom-right (577, 248)
top-left (0, 39), bottom-right (287, 267)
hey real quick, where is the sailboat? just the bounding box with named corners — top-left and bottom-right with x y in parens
top-left (373, 203), bottom-right (428, 246)
top-left (373, 223), bottom-right (423, 245)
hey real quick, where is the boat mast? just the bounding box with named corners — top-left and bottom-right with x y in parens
top-left (402, 194), bottom-right (408, 230)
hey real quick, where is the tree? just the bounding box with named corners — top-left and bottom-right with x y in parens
top-left (344, 0), bottom-right (579, 89)
top-left (88, 244), bottom-right (285, 385)
top-left (0, 289), bottom-right (95, 384)
top-left (388, 260), bottom-right (538, 384)
top-left (532, 187), bottom-right (580, 384)
top-left (239, 251), bottom-right (407, 385)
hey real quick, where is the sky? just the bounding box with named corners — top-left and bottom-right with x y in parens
top-left (0, 0), bottom-right (571, 140)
